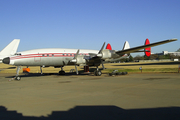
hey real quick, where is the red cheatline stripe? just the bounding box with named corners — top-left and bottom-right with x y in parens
top-left (10, 53), bottom-right (89, 60)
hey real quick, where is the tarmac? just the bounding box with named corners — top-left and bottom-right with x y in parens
top-left (0, 73), bottom-right (180, 120)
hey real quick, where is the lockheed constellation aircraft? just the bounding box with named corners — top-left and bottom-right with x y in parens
top-left (3, 38), bottom-right (177, 80)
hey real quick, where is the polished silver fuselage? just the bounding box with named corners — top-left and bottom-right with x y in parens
top-left (9, 48), bottom-right (99, 66)
top-left (9, 48), bottom-right (128, 66)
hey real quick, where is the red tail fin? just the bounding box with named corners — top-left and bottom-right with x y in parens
top-left (144, 38), bottom-right (151, 57)
top-left (106, 43), bottom-right (112, 50)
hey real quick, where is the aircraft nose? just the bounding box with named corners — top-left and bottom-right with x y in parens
top-left (3, 57), bottom-right (10, 64)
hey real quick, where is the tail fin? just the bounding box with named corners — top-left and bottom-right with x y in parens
top-left (144, 38), bottom-right (151, 57)
top-left (106, 43), bottom-right (112, 50)
top-left (122, 41), bottom-right (130, 50)
top-left (0, 39), bottom-right (20, 56)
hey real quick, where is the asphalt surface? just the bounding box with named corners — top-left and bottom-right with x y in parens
top-left (0, 73), bottom-right (180, 120)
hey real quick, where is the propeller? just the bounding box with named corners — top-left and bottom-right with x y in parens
top-left (71, 49), bottom-right (80, 63)
top-left (70, 49), bottom-right (80, 75)
top-left (97, 42), bottom-right (106, 57)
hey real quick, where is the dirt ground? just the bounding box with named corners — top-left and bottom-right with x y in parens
top-left (0, 72), bottom-right (180, 119)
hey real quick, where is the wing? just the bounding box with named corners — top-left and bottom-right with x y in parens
top-left (116, 38), bottom-right (177, 55)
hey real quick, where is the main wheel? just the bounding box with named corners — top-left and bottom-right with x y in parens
top-left (59, 71), bottom-right (65, 75)
top-left (97, 70), bottom-right (102, 76)
top-left (15, 76), bottom-right (21, 81)
top-left (94, 70), bottom-right (102, 76)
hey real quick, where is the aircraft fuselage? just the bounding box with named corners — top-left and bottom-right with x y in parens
top-left (4, 48), bottom-right (128, 67)
top-left (8, 48), bottom-right (99, 66)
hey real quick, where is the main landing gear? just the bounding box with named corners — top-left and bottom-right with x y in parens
top-left (93, 62), bottom-right (105, 76)
top-left (59, 67), bottom-right (65, 75)
top-left (94, 67), bottom-right (102, 76)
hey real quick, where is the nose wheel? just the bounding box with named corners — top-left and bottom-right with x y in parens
top-left (15, 76), bottom-right (21, 81)
top-left (13, 66), bottom-right (22, 81)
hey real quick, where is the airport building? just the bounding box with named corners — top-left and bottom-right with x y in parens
top-left (156, 51), bottom-right (180, 56)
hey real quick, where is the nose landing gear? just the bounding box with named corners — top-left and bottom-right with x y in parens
top-left (14, 66), bottom-right (21, 81)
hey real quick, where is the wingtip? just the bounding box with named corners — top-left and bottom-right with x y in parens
top-left (170, 38), bottom-right (178, 41)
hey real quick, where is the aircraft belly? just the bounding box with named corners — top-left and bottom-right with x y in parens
top-left (14, 57), bottom-right (72, 66)
top-left (41, 57), bottom-right (64, 66)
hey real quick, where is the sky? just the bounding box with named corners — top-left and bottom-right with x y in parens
top-left (0, 0), bottom-right (180, 56)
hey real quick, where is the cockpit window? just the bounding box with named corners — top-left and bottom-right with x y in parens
top-left (15, 53), bottom-right (21, 55)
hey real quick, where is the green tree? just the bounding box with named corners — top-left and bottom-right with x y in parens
top-left (176, 48), bottom-right (180, 52)
top-left (134, 55), bottom-right (144, 61)
top-left (129, 55), bottom-right (134, 62)
top-left (144, 55), bottom-right (150, 60)
top-left (120, 58), bottom-right (127, 62)
top-left (149, 54), bottom-right (158, 60)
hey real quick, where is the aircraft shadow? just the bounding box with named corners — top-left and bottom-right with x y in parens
top-left (0, 105), bottom-right (180, 120)
top-left (5, 72), bottom-right (93, 79)
top-left (7, 67), bottom-right (17, 69)
top-left (113, 61), bottom-right (180, 66)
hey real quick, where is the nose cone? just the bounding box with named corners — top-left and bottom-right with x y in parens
top-left (3, 57), bottom-right (10, 64)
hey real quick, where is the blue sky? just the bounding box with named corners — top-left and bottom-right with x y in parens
top-left (0, 0), bottom-right (179, 56)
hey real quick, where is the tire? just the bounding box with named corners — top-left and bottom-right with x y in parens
top-left (16, 76), bottom-right (21, 81)
top-left (122, 72), bottom-right (127, 75)
top-left (97, 70), bottom-right (102, 76)
top-left (111, 72), bottom-right (116, 75)
top-left (59, 71), bottom-right (65, 75)
top-left (94, 70), bottom-right (102, 76)
top-left (94, 70), bottom-right (97, 76)
top-left (117, 72), bottom-right (123, 75)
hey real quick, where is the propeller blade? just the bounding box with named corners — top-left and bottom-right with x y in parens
top-left (98, 42), bottom-right (106, 54)
top-left (74, 49), bottom-right (80, 59)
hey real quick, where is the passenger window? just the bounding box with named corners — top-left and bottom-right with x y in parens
top-left (42, 54), bottom-right (45, 57)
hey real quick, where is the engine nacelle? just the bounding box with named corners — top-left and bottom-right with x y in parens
top-left (101, 49), bottom-right (112, 59)
top-left (76, 55), bottom-right (86, 64)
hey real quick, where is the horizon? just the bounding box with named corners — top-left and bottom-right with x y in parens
top-left (0, 0), bottom-right (179, 57)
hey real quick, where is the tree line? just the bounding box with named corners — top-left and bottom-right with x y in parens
top-left (119, 54), bottom-right (180, 63)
